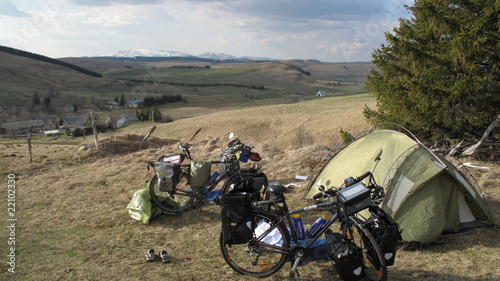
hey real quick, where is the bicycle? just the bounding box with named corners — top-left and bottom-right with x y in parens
top-left (148, 135), bottom-right (268, 214)
top-left (216, 169), bottom-right (401, 280)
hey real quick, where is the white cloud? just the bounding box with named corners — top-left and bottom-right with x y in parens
top-left (0, 0), bottom-right (413, 61)
top-left (0, 0), bottom-right (30, 17)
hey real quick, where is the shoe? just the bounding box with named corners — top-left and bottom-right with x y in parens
top-left (159, 250), bottom-right (171, 263)
top-left (145, 249), bottom-right (155, 262)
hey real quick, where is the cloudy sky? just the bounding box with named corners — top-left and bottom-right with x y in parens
top-left (0, 0), bottom-right (413, 62)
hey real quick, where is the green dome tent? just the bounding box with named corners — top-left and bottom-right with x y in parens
top-left (306, 129), bottom-right (494, 245)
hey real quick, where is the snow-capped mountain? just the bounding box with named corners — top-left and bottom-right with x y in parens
top-left (105, 48), bottom-right (195, 58)
top-left (198, 52), bottom-right (237, 60)
top-left (100, 48), bottom-right (276, 61)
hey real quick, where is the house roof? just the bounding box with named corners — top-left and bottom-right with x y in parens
top-left (127, 100), bottom-right (144, 105)
top-left (39, 116), bottom-right (57, 126)
top-left (120, 113), bottom-right (139, 122)
top-left (1, 120), bottom-right (44, 130)
top-left (64, 116), bottom-right (87, 125)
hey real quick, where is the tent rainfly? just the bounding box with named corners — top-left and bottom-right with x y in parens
top-left (306, 129), bottom-right (494, 245)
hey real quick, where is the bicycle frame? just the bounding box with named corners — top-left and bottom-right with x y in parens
top-left (175, 159), bottom-right (259, 199)
top-left (252, 197), bottom-right (340, 271)
top-left (219, 169), bottom-right (394, 280)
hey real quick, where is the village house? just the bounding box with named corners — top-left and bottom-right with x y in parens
top-left (64, 104), bottom-right (75, 113)
top-left (39, 116), bottom-right (58, 129)
top-left (106, 101), bottom-right (120, 109)
top-left (127, 100), bottom-right (144, 109)
top-left (63, 116), bottom-right (88, 129)
top-left (117, 113), bottom-right (139, 127)
top-left (1, 119), bottom-right (45, 136)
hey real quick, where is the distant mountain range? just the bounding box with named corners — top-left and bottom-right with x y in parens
top-left (97, 48), bottom-right (275, 61)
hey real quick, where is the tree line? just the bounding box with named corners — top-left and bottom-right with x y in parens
top-left (125, 78), bottom-right (265, 90)
top-left (0, 45), bottom-right (102, 78)
top-left (143, 94), bottom-right (183, 107)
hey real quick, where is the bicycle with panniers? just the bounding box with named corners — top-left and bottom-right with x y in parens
top-left (148, 134), bottom-right (267, 214)
top-left (215, 151), bottom-right (402, 280)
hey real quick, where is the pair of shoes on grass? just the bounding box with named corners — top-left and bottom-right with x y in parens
top-left (145, 249), bottom-right (171, 263)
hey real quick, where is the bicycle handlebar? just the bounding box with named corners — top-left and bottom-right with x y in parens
top-left (312, 186), bottom-right (337, 200)
top-left (355, 171), bottom-right (372, 183)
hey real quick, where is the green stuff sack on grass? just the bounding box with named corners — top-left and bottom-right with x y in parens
top-left (127, 181), bottom-right (162, 224)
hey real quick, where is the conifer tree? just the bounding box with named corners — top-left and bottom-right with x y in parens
top-left (365, 0), bottom-right (499, 141)
top-left (32, 92), bottom-right (41, 105)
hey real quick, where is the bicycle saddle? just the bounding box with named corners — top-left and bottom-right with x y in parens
top-left (267, 184), bottom-right (286, 196)
top-left (179, 144), bottom-right (191, 150)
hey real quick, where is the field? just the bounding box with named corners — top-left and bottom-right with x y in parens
top-left (0, 95), bottom-right (499, 281)
top-left (0, 51), bottom-right (372, 114)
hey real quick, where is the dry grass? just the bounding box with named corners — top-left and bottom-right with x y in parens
top-left (0, 95), bottom-right (498, 281)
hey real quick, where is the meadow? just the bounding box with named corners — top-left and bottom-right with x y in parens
top-left (0, 94), bottom-right (498, 281)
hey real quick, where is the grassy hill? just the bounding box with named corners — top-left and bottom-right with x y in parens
top-left (0, 95), bottom-right (498, 281)
top-left (0, 51), bottom-right (118, 107)
top-left (1, 49), bottom-right (374, 125)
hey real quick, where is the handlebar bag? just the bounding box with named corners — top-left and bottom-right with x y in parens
top-left (326, 230), bottom-right (366, 281)
top-left (337, 182), bottom-right (371, 216)
top-left (363, 207), bottom-right (402, 266)
top-left (152, 162), bottom-right (181, 192)
top-left (216, 191), bottom-right (257, 245)
top-left (236, 150), bottom-right (249, 162)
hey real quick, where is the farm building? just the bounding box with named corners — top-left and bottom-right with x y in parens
top-left (106, 102), bottom-right (120, 109)
top-left (1, 119), bottom-right (45, 136)
top-left (63, 116), bottom-right (87, 129)
top-left (117, 113), bottom-right (139, 127)
top-left (127, 100), bottom-right (144, 109)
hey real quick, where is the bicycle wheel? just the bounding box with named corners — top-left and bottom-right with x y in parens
top-left (344, 218), bottom-right (388, 281)
top-left (219, 211), bottom-right (290, 277)
top-left (149, 174), bottom-right (194, 213)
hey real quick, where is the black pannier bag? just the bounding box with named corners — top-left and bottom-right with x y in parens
top-left (363, 207), bottom-right (402, 267)
top-left (245, 173), bottom-right (268, 193)
top-left (326, 230), bottom-right (366, 281)
top-left (215, 188), bottom-right (260, 245)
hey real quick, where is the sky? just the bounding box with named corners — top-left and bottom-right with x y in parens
top-left (0, 0), bottom-right (413, 62)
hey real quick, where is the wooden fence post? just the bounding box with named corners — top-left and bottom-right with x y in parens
top-left (91, 111), bottom-right (99, 150)
top-left (140, 126), bottom-right (156, 150)
top-left (27, 125), bottom-right (33, 163)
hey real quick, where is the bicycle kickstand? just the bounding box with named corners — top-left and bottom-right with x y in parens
top-left (289, 251), bottom-right (303, 279)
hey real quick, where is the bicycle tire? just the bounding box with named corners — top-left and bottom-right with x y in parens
top-left (344, 218), bottom-right (388, 281)
top-left (219, 210), bottom-right (290, 277)
top-left (149, 174), bottom-right (194, 213)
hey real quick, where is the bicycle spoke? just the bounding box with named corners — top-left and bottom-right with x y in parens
top-left (219, 212), bottom-right (289, 277)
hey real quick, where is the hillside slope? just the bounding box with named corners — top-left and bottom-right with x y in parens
top-left (0, 52), bottom-right (116, 107)
top-left (115, 94), bottom-right (376, 148)
top-left (0, 94), bottom-right (498, 281)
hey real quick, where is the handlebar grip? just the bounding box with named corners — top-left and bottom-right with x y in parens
top-left (356, 172), bottom-right (372, 182)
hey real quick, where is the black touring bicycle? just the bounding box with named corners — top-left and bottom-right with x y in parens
top-left (215, 151), bottom-right (402, 281)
